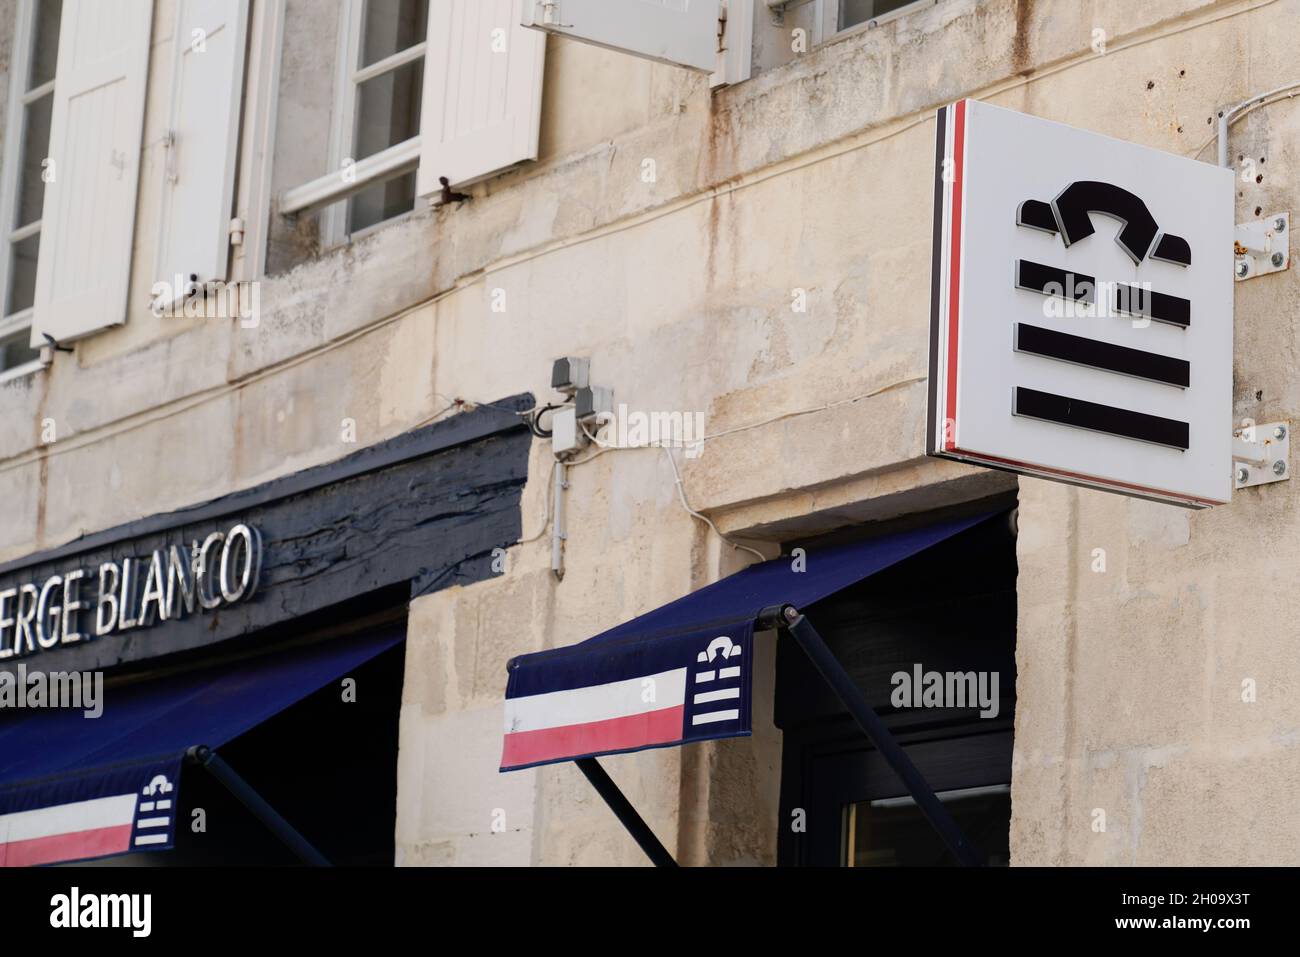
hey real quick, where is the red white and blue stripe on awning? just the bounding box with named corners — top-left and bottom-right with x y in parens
top-left (0, 628), bottom-right (403, 866)
top-left (502, 621), bottom-right (755, 770)
top-left (0, 761), bottom-right (181, 867)
top-left (501, 511), bottom-right (997, 771)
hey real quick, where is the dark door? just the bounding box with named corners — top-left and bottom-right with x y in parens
top-left (776, 502), bottom-right (1018, 866)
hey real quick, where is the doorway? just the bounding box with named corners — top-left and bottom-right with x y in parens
top-left (776, 498), bottom-right (1018, 866)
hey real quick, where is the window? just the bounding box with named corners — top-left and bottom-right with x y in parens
top-left (845, 784), bottom-right (1011, 866)
top-left (278, 0), bottom-right (428, 247)
top-left (274, 0), bottom-right (544, 269)
top-left (835, 0), bottom-right (930, 32)
top-left (342, 0), bottom-right (427, 234)
top-left (753, 0), bottom-right (941, 78)
top-left (0, 0), bottom-right (61, 378)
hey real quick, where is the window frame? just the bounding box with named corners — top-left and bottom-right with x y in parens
top-left (0, 0), bottom-right (58, 382)
top-left (306, 0), bottom-right (428, 247)
top-left (811, 0), bottom-right (939, 44)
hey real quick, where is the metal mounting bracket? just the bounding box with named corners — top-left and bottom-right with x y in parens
top-left (1233, 421), bottom-right (1289, 490)
top-left (1235, 212), bottom-right (1289, 280)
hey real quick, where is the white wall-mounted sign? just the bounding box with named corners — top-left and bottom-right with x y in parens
top-left (927, 99), bottom-right (1234, 508)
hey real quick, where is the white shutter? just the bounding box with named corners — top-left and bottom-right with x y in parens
top-left (30, 0), bottom-right (153, 346)
top-left (711, 0), bottom-right (752, 88)
top-left (417, 0), bottom-right (547, 193)
top-left (155, 0), bottom-right (250, 304)
top-left (521, 0), bottom-right (720, 73)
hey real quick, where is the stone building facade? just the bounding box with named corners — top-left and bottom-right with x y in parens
top-left (0, 0), bottom-right (1297, 866)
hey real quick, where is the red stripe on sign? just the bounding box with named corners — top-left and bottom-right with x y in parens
top-left (944, 98), bottom-right (967, 450)
top-left (0, 823), bottom-right (134, 867)
top-left (501, 705), bottom-right (685, 769)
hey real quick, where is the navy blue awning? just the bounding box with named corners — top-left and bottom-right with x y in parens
top-left (0, 629), bottom-right (403, 866)
top-left (502, 511), bottom-right (998, 771)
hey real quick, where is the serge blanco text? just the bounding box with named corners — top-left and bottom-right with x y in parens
top-left (0, 524), bottom-right (261, 660)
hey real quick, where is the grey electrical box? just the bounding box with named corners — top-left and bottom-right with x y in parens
top-left (551, 357), bottom-right (590, 396)
top-left (575, 386), bottom-right (614, 422)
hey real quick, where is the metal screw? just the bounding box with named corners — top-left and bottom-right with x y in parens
top-left (1237, 466), bottom-right (1250, 483)
top-left (1275, 217), bottom-right (1287, 232)
top-left (1274, 460), bottom-right (1287, 476)
top-left (1274, 425), bottom-right (1287, 440)
top-left (1237, 260), bottom-right (1250, 277)
top-left (1272, 252), bottom-right (1285, 267)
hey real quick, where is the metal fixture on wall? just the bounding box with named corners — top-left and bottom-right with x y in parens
top-left (1217, 81), bottom-right (1300, 169)
top-left (1235, 212), bottom-right (1289, 280)
top-left (534, 357), bottom-right (614, 580)
top-left (551, 460), bottom-right (569, 581)
top-left (1233, 422), bottom-right (1290, 491)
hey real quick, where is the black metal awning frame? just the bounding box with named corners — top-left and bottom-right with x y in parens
top-left (572, 604), bottom-right (984, 868)
top-left (185, 745), bottom-right (331, 866)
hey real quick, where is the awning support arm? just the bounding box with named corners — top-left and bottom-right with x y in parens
top-left (185, 745), bottom-right (332, 867)
top-left (758, 604), bottom-right (984, 867)
top-left (575, 756), bottom-right (678, 867)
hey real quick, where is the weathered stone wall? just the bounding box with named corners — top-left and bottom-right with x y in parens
top-left (0, 0), bottom-right (1296, 865)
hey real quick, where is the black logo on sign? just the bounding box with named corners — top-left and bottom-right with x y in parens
top-left (1011, 181), bottom-right (1192, 451)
